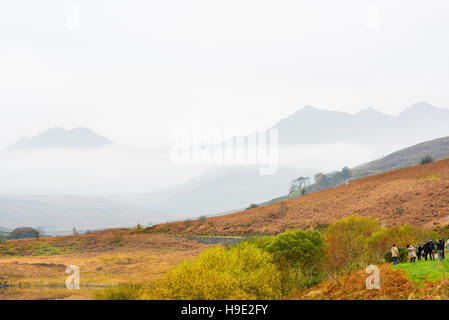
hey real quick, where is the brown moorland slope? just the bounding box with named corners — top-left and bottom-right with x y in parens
top-left (149, 158), bottom-right (449, 236)
top-left (0, 228), bottom-right (209, 257)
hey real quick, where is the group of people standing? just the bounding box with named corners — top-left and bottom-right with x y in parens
top-left (391, 238), bottom-right (446, 265)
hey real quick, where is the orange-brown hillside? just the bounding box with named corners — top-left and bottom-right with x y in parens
top-left (150, 158), bottom-right (449, 236)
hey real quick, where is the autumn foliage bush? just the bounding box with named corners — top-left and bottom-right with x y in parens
top-left (323, 215), bottom-right (381, 277)
top-left (294, 263), bottom-right (449, 300)
top-left (294, 264), bottom-right (415, 300)
top-left (138, 243), bottom-right (289, 300)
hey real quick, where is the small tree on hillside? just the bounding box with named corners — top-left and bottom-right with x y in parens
top-left (289, 177), bottom-right (310, 194)
top-left (341, 167), bottom-right (352, 180)
top-left (314, 173), bottom-right (331, 190)
top-left (421, 155), bottom-right (434, 165)
top-left (8, 227), bottom-right (39, 240)
top-left (35, 227), bottom-right (45, 239)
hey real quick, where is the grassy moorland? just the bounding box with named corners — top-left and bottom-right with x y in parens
top-left (0, 229), bottom-right (210, 300)
top-left (1, 217), bottom-right (448, 300)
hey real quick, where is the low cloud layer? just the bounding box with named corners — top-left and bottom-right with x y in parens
top-left (0, 146), bottom-right (203, 195)
top-left (0, 143), bottom-right (380, 196)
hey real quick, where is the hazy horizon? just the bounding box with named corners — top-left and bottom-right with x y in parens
top-left (1, 100), bottom-right (448, 196)
top-left (1, 0), bottom-right (449, 150)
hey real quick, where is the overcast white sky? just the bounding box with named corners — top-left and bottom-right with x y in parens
top-left (1, 0), bottom-right (448, 150)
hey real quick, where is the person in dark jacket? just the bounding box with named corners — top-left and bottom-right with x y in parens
top-left (441, 238), bottom-right (446, 260)
top-left (429, 239), bottom-right (435, 260)
top-left (423, 240), bottom-right (430, 261)
top-left (416, 244), bottom-right (423, 261)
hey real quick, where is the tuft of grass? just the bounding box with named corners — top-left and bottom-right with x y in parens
top-left (421, 173), bottom-right (440, 181)
top-left (95, 284), bottom-right (146, 300)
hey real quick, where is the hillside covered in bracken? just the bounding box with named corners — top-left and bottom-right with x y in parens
top-left (149, 158), bottom-right (449, 236)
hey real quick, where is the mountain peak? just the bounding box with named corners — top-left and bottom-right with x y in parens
top-left (7, 127), bottom-right (113, 150)
top-left (399, 101), bottom-right (444, 117)
top-left (302, 104), bottom-right (316, 111)
top-left (354, 107), bottom-right (390, 118)
top-left (410, 101), bottom-right (435, 109)
top-left (356, 107), bottom-right (377, 114)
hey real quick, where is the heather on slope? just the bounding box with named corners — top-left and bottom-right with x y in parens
top-left (150, 158), bottom-right (449, 236)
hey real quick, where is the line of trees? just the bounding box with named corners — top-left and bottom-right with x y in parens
top-left (289, 167), bottom-right (353, 197)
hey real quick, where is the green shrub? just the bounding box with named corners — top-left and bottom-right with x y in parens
top-left (242, 235), bottom-right (274, 250)
top-left (244, 229), bottom-right (324, 291)
top-left (296, 274), bottom-right (324, 290)
top-left (266, 229), bottom-right (323, 279)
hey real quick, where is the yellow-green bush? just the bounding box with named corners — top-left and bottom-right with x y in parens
top-left (138, 243), bottom-right (289, 300)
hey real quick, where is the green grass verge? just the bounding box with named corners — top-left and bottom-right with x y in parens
top-left (394, 258), bottom-right (449, 284)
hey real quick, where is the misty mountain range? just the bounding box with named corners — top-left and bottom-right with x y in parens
top-left (2, 101), bottom-right (449, 232)
top-left (7, 127), bottom-right (112, 150)
top-left (6, 102), bottom-right (449, 152)
top-left (272, 101), bottom-right (449, 148)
